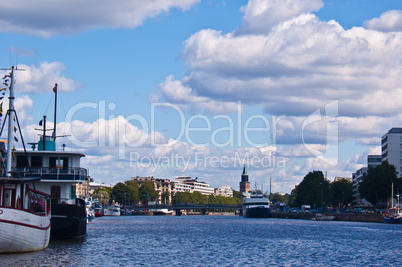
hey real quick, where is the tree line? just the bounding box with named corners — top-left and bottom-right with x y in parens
top-left (92, 181), bottom-right (243, 206)
top-left (288, 161), bottom-right (402, 209)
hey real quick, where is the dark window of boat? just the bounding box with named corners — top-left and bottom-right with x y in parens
top-left (49, 157), bottom-right (58, 168)
top-left (31, 156), bottom-right (42, 168)
top-left (49, 157), bottom-right (69, 169)
top-left (16, 156), bottom-right (29, 168)
top-left (60, 157), bottom-right (69, 169)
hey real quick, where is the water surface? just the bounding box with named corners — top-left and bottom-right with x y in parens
top-left (1, 216), bottom-right (401, 266)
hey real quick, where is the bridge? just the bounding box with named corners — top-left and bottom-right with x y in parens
top-left (128, 204), bottom-right (243, 216)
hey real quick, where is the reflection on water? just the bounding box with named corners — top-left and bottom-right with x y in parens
top-left (1, 216), bottom-right (401, 266)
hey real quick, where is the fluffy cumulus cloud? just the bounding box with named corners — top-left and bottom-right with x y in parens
top-left (157, 0), bottom-right (402, 148)
top-left (364, 10), bottom-right (402, 32)
top-left (237, 0), bottom-right (323, 34)
top-left (0, 0), bottom-right (200, 37)
top-left (0, 62), bottom-right (80, 93)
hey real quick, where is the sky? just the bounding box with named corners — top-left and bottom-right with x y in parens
top-left (1, 0), bottom-right (402, 193)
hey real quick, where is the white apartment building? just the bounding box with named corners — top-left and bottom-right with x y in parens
top-left (175, 177), bottom-right (215, 195)
top-left (382, 128), bottom-right (402, 177)
top-left (215, 185), bottom-right (233, 197)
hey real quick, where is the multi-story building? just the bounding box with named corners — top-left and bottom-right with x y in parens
top-left (352, 155), bottom-right (381, 207)
top-left (381, 128), bottom-right (402, 176)
top-left (216, 185), bottom-right (233, 197)
top-left (175, 177), bottom-right (215, 195)
top-left (127, 176), bottom-right (175, 204)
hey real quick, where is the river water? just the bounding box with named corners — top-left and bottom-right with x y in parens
top-left (1, 215), bottom-right (401, 266)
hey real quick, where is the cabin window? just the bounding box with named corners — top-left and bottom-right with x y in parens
top-left (31, 156), bottom-right (42, 168)
top-left (60, 157), bottom-right (69, 169)
top-left (49, 157), bottom-right (69, 169)
top-left (16, 156), bottom-right (29, 168)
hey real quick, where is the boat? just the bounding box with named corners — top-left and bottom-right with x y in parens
top-left (383, 183), bottom-right (402, 224)
top-left (0, 66), bottom-right (51, 253)
top-left (313, 213), bottom-right (336, 221)
top-left (103, 202), bottom-right (121, 216)
top-left (243, 193), bottom-right (271, 218)
top-left (14, 84), bottom-right (88, 239)
top-left (152, 209), bottom-right (173, 215)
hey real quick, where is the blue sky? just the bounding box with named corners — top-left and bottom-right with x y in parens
top-left (1, 0), bottom-right (402, 193)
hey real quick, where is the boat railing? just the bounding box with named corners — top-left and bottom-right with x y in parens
top-left (15, 167), bottom-right (88, 181)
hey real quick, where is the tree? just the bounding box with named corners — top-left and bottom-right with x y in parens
top-left (111, 183), bottom-right (131, 206)
top-left (290, 171), bottom-right (331, 208)
top-left (92, 188), bottom-right (110, 206)
top-left (139, 181), bottom-right (159, 204)
top-left (126, 181), bottom-right (140, 204)
top-left (330, 179), bottom-right (352, 207)
top-left (161, 191), bottom-right (170, 204)
top-left (271, 193), bottom-right (290, 204)
top-left (359, 161), bottom-right (402, 207)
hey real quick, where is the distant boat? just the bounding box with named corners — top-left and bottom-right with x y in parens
top-left (243, 193), bottom-right (271, 218)
top-left (313, 214), bottom-right (336, 221)
top-left (152, 209), bottom-right (173, 215)
top-left (384, 183), bottom-right (402, 224)
top-left (0, 66), bottom-right (51, 253)
top-left (103, 203), bottom-right (121, 216)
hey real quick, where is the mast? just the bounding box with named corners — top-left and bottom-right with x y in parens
top-left (6, 67), bottom-right (15, 177)
top-left (391, 182), bottom-right (394, 208)
top-left (53, 83), bottom-right (57, 141)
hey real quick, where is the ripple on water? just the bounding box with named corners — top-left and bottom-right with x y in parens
top-left (1, 216), bottom-right (401, 266)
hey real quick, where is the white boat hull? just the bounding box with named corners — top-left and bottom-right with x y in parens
top-left (0, 207), bottom-right (50, 253)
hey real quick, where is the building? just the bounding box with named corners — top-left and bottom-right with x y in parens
top-left (216, 185), bottom-right (233, 197)
top-left (89, 181), bottom-right (113, 195)
top-left (127, 176), bottom-right (175, 204)
top-left (352, 155), bottom-right (381, 207)
top-left (381, 128), bottom-right (402, 176)
top-left (175, 177), bottom-right (215, 195)
top-left (239, 167), bottom-right (250, 193)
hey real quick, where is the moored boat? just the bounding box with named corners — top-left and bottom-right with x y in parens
top-left (152, 209), bottom-right (173, 215)
top-left (314, 213), bottom-right (336, 221)
top-left (14, 85), bottom-right (88, 239)
top-left (243, 193), bottom-right (271, 218)
top-left (0, 66), bottom-right (51, 253)
top-left (103, 202), bottom-right (121, 216)
top-left (384, 184), bottom-right (402, 224)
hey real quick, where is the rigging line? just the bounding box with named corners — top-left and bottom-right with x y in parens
top-left (59, 91), bottom-right (68, 124)
top-left (14, 110), bottom-right (33, 175)
top-left (43, 92), bottom-right (54, 119)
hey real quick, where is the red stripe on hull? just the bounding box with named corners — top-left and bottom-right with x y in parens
top-left (0, 219), bottom-right (51, 230)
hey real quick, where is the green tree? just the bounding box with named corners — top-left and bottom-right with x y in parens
top-left (290, 171), bottom-right (331, 208)
top-left (359, 161), bottom-right (402, 206)
top-left (139, 181), bottom-right (159, 204)
top-left (126, 180), bottom-right (140, 204)
top-left (232, 190), bottom-right (244, 203)
top-left (271, 193), bottom-right (290, 204)
top-left (111, 182), bottom-right (133, 206)
top-left (92, 188), bottom-right (110, 206)
top-left (161, 191), bottom-right (170, 204)
top-left (330, 179), bottom-right (353, 207)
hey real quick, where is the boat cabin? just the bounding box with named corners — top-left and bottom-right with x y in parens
top-left (14, 150), bottom-right (88, 205)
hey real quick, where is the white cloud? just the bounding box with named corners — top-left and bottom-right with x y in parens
top-left (0, 62), bottom-right (80, 93)
top-left (364, 10), bottom-right (402, 32)
top-left (237, 0), bottom-right (323, 35)
top-left (0, 0), bottom-right (200, 37)
top-left (158, 0), bottom-right (402, 149)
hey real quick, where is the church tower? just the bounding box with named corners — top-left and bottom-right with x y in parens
top-left (239, 166), bottom-right (250, 193)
